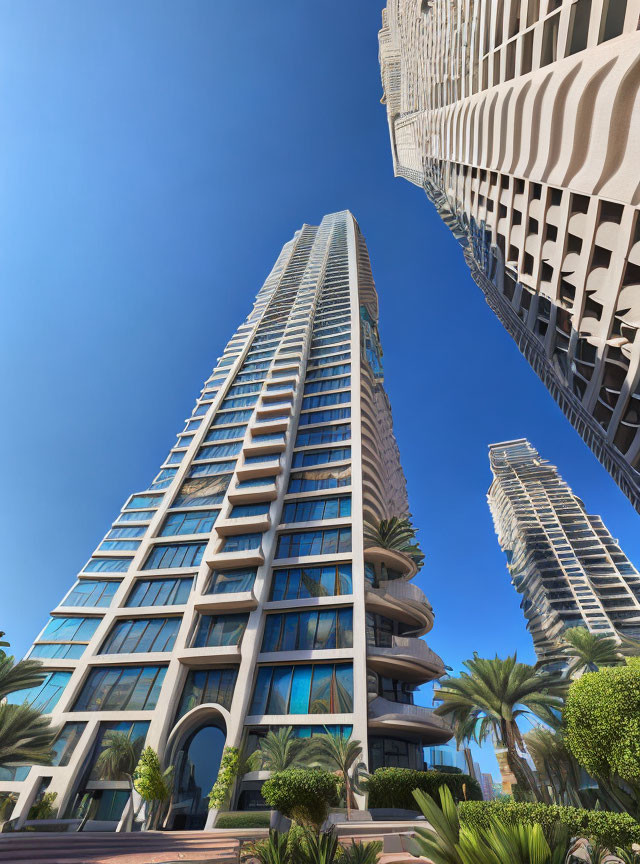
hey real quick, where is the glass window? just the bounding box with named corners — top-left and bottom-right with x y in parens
top-left (84, 558), bottom-right (131, 573)
top-left (193, 613), bottom-right (248, 648)
top-left (150, 468), bottom-right (178, 489)
top-left (51, 722), bottom-right (87, 767)
top-left (98, 540), bottom-right (141, 552)
top-left (30, 643), bottom-right (85, 659)
top-left (292, 447), bottom-right (350, 468)
top-left (184, 419), bottom-right (202, 431)
top-left (166, 451), bottom-right (185, 465)
top-left (196, 441), bottom-right (243, 461)
top-left (204, 425), bottom-right (247, 442)
top-left (125, 494), bottom-right (163, 511)
top-left (212, 410), bottom-right (253, 425)
top-left (40, 617), bottom-right (100, 642)
top-left (7, 671), bottom-right (72, 713)
top-left (188, 460), bottom-right (237, 478)
top-left (275, 528), bottom-right (351, 559)
top-left (281, 496), bottom-right (351, 523)
top-left (143, 543), bottom-right (206, 570)
top-left (249, 663), bottom-right (353, 715)
top-left (126, 577), bottom-right (193, 607)
top-left (302, 392), bottom-right (350, 410)
top-left (160, 510), bottom-right (219, 536)
top-left (228, 383), bottom-right (262, 396)
top-left (270, 564), bottom-right (352, 600)
top-left (221, 533), bottom-right (262, 552)
top-left (172, 475), bottom-right (231, 507)
top-left (229, 502), bottom-right (271, 518)
top-left (88, 721), bottom-right (149, 779)
top-left (296, 424), bottom-right (351, 447)
top-left (100, 618), bottom-right (180, 654)
top-left (207, 568), bottom-right (256, 594)
top-left (73, 666), bottom-right (166, 711)
top-left (305, 364), bottom-right (351, 381)
top-left (235, 478), bottom-right (274, 489)
top-left (244, 453), bottom-right (279, 464)
top-left (261, 608), bottom-right (352, 651)
top-left (106, 526), bottom-right (146, 539)
top-left (287, 467), bottom-right (351, 493)
top-left (219, 396), bottom-right (259, 410)
top-left (307, 351), bottom-right (350, 369)
top-left (175, 668), bottom-right (237, 718)
top-left (62, 580), bottom-right (119, 608)
top-left (116, 510), bottom-right (155, 523)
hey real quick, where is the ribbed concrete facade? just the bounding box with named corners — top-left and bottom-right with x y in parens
top-left (488, 439), bottom-right (640, 663)
top-left (379, 0), bottom-right (640, 513)
top-left (1, 211), bottom-right (450, 829)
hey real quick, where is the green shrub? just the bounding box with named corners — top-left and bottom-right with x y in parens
top-left (261, 769), bottom-right (339, 829)
top-left (367, 768), bottom-right (482, 811)
top-left (216, 810), bottom-right (271, 829)
top-left (208, 746), bottom-right (240, 810)
top-left (458, 800), bottom-right (640, 848)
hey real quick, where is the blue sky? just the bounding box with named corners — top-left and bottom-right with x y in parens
top-left (1, 1), bottom-right (639, 777)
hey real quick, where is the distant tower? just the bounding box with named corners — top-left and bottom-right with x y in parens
top-left (2, 211), bottom-right (450, 829)
top-left (488, 439), bottom-right (640, 664)
top-left (379, 0), bottom-right (640, 513)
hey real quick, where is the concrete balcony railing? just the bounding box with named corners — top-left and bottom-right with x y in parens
top-left (366, 580), bottom-right (434, 635)
top-left (368, 696), bottom-right (452, 745)
top-left (363, 545), bottom-right (418, 581)
top-left (367, 635), bottom-right (445, 682)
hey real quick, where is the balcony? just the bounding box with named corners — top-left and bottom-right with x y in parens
top-left (235, 456), bottom-right (282, 481)
top-left (364, 545), bottom-right (417, 581)
top-left (177, 644), bottom-right (242, 667)
top-left (194, 589), bottom-right (258, 613)
top-left (227, 480), bottom-right (278, 504)
top-left (245, 433), bottom-right (287, 457)
top-left (365, 580), bottom-right (434, 634)
top-left (367, 636), bottom-right (445, 682)
top-left (206, 545), bottom-right (264, 569)
top-left (368, 696), bottom-right (452, 745)
top-left (214, 513), bottom-right (271, 536)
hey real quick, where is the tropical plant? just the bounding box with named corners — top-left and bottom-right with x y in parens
top-left (261, 769), bottom-right (339, 830)
top-left (133, 746), bottom-right (173, 829)
top-left (0, 653), bottom-right (50, 700)
top-left (615, 848), bottom-right (640, 864)
top-left (242, 828), bottom-right (290, 864)
top-left (363, 516), bottom-right (424, 571)
top-left (252, 727), bottom-right (311, 773)
top-left (523, 727), bottom-right (584, 806)
top-left (207, 746), bottom-right (240, 811)
top-left (434, 654), bottom-right (565, 801)
top-left (366, 767), bottom-right (481, 811)
top-left (296, 827), bottom-right (339, 864)
top-left (559, 627), bottom-right (625, 677)
top-left (340, 840), bottom-right (383, 864)
top-left (0, 703), bottom-right (57, 769)
top-left (94, 730), bottom-right (145, 832)
top-left (307, 730), bottom-right (367, 820)
top-left (564, 659), bottom-right (640, 818)
top-left (0, 792), bottom-right (18, 822)
top-left (27, 791), bottom-right (58, 820)
top-left (0, 632), bottom-right (10, 659)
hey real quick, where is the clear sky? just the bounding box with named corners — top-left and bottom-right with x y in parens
top-left (1, 1), bottom-right (639, 778)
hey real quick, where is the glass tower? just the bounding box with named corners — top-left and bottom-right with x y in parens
top-left (3, 210), bottom-right (450, 829)
top-left (379, 0), bottom-right (640, 514)
top-left (488, 439), bottom-right (640, 665)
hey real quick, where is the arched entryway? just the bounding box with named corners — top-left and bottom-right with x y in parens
top-left (165, 706), bottom-right (228, 830)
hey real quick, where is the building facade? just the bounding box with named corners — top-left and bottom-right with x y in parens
top-left (488, 438), bottom-right (640, 663)
top-left (2, 211), bottom-right (450, 829)
top-left (379, 0), bottom-right (640, 513)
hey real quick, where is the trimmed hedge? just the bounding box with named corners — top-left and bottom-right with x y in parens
top-left (261, 769), bottom-right (339, 829)
top-left (459, 800), bottom-right (640, 849)
top-left (367, 768), bottom-right (482, 811)
top-left (215, 810), bottom-right (271, 829)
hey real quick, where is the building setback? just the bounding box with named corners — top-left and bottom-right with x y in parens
top-left (2, 210), bottom-right (450, 829)
top-left (488, 439), bottom-right (640, 664)
top-left (379, 0), bottom-right (640, 513)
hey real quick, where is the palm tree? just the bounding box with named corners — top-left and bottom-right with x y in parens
top-left (433, 654), bottom-right (565, 801)
top-left (307, 730), bottom-right (367, 821)
top-left (523, 726), bottom-right (584, 806)
top-left (94, 730), bottom-right (145, 832)
top-left (252, 727), bottom-right (310, 773)
top-left (559, 627), bottom-right (624, 677)
top-left (363, 516), bottom-right (425, 572)
top-left (0, 703), bottom-right (57, 768)
top-left (0, 654), bottom-right (49, 700)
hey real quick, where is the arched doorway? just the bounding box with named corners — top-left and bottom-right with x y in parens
top-left (170, 722), bottom-right (226, 830)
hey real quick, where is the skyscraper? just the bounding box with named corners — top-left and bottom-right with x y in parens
top-left (2, 211), bottom-right (450, 830)
top-left (379, 0), bottom-right (640, 513)
top-left (488, 439), bottom-right (640, 664)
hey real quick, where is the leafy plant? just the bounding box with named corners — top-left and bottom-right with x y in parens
top-left (307, 730), bottom-right (367, 820)
top-left (0, 703), bottom-right (57, 769)
top-left (242, 828), bottom-right (290, 864)
top-left (363, 516), bottom-right (424, 570)
top-left (296, 827), bottom-right (339, 864)
top-left (261, 769), bottom-right (339, 830)
top-left (524, 727), bottom-right (585, 806)
top-left (559, 627), bottom-right (625, 677)
top-left (94, 730), bottom-right (145, 832)
top-left (366, 767), bottom-right (481, 811)
top-left (207, 746), bottom-right (240, 810)
top-left (27, 791), bottom-right (58, 820)
top-left (340, 840), bottom-right (383, 864)
top-left (252, 727), bottom-right (311, 773)
top-left (434, 653), bottom-right (565, 800)
top-left (133, 746), bottom-right (173, 829)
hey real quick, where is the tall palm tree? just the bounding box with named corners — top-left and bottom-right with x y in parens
top-left (560, 627), bottom-right (624, 677)
top-left (523, 726), bottom-right (584, 806)
top-left (0, 654), bottom-right (49, 700)
top-left (252, 727), bottom-right (310, 772)
top-left (94, 730), bottom-right (145, 832)
top-left (363, 516), bottom-right (425, 571)
top-left (307, 730), bottom-right (366, 821)
top-left (0, 703), bottom-right (57, 769)
top-left (434, 654), bottom-right (565, 801)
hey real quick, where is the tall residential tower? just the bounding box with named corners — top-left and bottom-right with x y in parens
top-left (1, 211), bottom-right (450, 829)
top-left (379, 0), bottom-right (640, 513)
top-left (488, 439), bottom-right (640, 663)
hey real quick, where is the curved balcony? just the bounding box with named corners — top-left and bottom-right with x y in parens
top-left (365, 580), bottom-right (434, 635)
top-left (368, 696), bottom-right (452, 745)
top-left (367, 636), bottom-right (445, 682)
top-left (364, 545), bottom-right (417, 581)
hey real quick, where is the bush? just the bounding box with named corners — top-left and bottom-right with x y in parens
top-left (208, 746), bottom-right (240, 810)
top-left (459, 800), bottom-right (640, 849)
top-left (216, 810), bottom-right (271, 829)
top-left (261, 769), bottom-right (339, 829)
top-left (367, 768), bottom-right (482, 811)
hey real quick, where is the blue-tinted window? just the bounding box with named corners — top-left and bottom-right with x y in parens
top-left (234, 372), bottom-right (266, 383)
top-left (116, 510), bottom-right (154, 523)
top-left (270, 564), bottom-right (352, 600)
top-left (304, 377), bottom-right (351, 395)
top-left (51, 722), bottom-right (87, 767)
top-left (292, 447), bottom-right (350, 468)
top-left (125, 494), bottom-right (163, 511)
top-left (166, 451), bottom-right (185, 465)
top-left (219, 396), bottom-right (259, 410)
top-left (87, 721), bottom-right (149, 780)
top-left (249, 663), bottom-right (353, 715)
top-left (41, 617), bottom-right (100, 642)
top-left (30, 643), bottom-right (85, 659)
top-left (229, 503), bottom-right (270, 518)
top-left (205, 425), bottom-right (247, 442)
top-left (262, 608), bottom-right (353, 652)
top-left (188, 460), bottom-right (236, 478)
top-left (107, 526), bottom-right (146, 539)
top-left (244, 453), bottom-right (279, 465)
top-left (73, 666), bottom-right (166, 711)
top-left (176, 668), bottom-right (237, 718)
top-left (207, 568), bottom-right (256, 595)
top-left (276, 528), bottom-right (351, 559)
top-left (309, 346), bottom-right (351, 361)
top-left (193, 613), bottom-right (248, 648)
top-left (7, 671), bottom-right (72, 713)
top-left (173, 475), bottom-right (231, 507)
top-left (63, 580), bottom-right (119, 608)
top-left (84, 558), bottom-right (131, 574)
top-left (212, 410), bottom-right (253, 425)
top-left (196, 441), bottom-right (243, 461)
top-left (282, 496), bottom-right (351, 523)
top-left (160, 510), bottom-right (219, 536)
top-left (307, 351), bottom-right (350, 367)
top-left (295, 424), bottom-right (351, 447)
top-left (288, 467), bottom-right (351, 493)
top-left (235, 478), bottom-right (274, 489)
top-left (184, 419), bottom-right (202, 431)
top-left (100, 618), bottom-right (180, 654)
top-left (143, 543), bottom-right (205, 570)
top-left (306, 364), bottom-right (351, 381)
top-left (222, 534), bottom-right (262, 552)
top-left (150, 468), bottom-right (178, 489)
top-left (126, 577), bottom-right (193, 607)
top-left (302, 392), bottom-right (351, 410)
top-left (99, 539), bottom-right (141, 552)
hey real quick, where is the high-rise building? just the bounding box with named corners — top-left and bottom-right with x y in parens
top-left (2, 211), bottom-right (450, 830)
top-left (488, 438), bottom-right (640, 664)
top-left (379, 0), bottom-right (640, 514)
